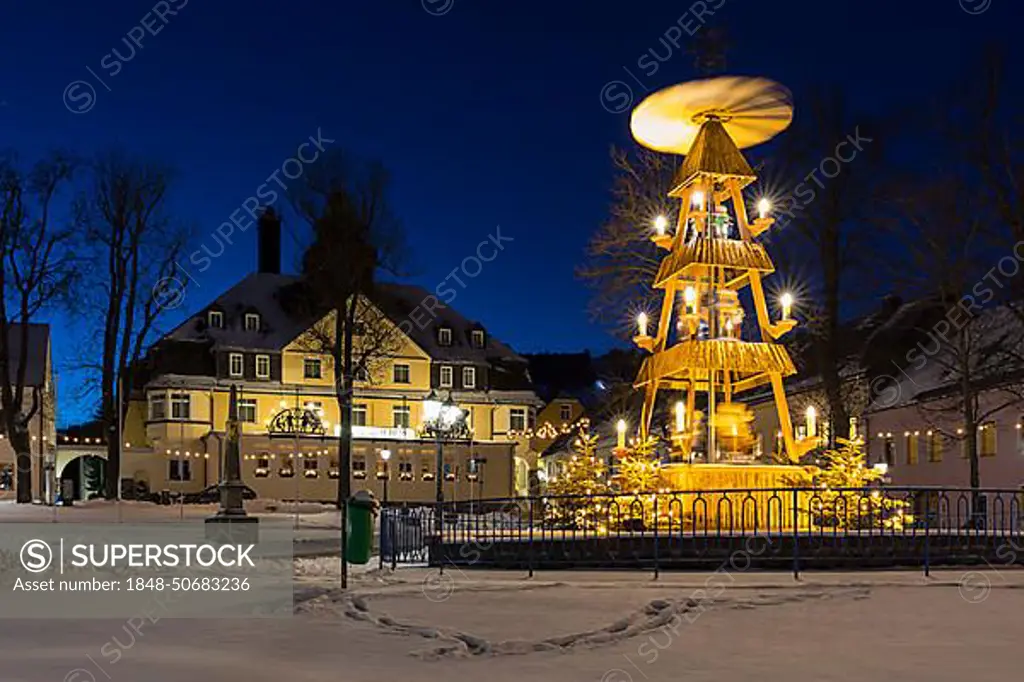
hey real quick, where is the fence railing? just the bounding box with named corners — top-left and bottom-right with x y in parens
top-left (426, 486), bottom-right (1024, 575)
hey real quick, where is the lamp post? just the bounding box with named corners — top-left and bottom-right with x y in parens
top-left (380, 449), bottom-right (391, 506)
top-left (422, 390), bottom-right (469, 541)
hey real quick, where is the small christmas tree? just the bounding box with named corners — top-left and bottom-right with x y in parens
top-left (545, 428), bottom-right (611, 529)
top-left (798, 439), bottom-right (911, 530)
top-left (610, 435), bottom-right (666, 529)
top-left (613, 435), bottom-right (663, 493)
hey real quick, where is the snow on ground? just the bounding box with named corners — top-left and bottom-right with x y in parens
top-left (3, 503), bottom-right (1020, 680)
top-left (3, 569), bottom-right (1021, 681)
top-left (0, 498), bottom-right (341, 529)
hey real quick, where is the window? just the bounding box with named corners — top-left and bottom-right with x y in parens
top-left (398, 460), bottom-right (413, 481)
top-left (170, 393), bottom-right (190, 420)
top-left (927, 431), bottom-right (943, 462)
top-left (795, 424), bottom-right (808, 440)
top-left (980, 421), bottom-right (997, 457)
top-left (278, 457), bottom-right (295, 478)
top-left (255, 354), bottom-right (270, 379)
top-left (238, 399), bottom-right (257, 423)
top-left (393, 405), bottom-right (411, 429)
top-left (354, 365), bottom-right (370, 382)
top-left (883, 435), bottom-right (895, 466)
top-left (304, 357), bottom-right (322, 379)
top-left (560, 403), bottom-right (572, 421)
top-left (849, 416), bottom-right (859, 439)
top-left (304, 458), bottom-right (319, 478)
top-left (254, 456), bottom-right (270, 478)
top-left (393, 363), bottom-right (410, 384)
top-left (353, 456), bottom-right (367, 479)
top-left (471, 329), bottom-right (485, 348)
top-left (304, 400), bottom-right (323, 414)
top-left (149, 393), bottom-right (166, 420)
top-left (329, 459), bottom-right (340, 479)
top-left (228, 353), bottom-right (244, 378)
top-left (509, 408), bottom-right (526, 432)
top-left (462, 366), bottom-right (476, 389)
top-left (440, 365), bottom-right (453, 388)
top-left (169, 460), bottom-right (191, 482)
top-left (352, 404), bottom-right (367, 427)
top-left (438, 327), bottom-right (452, 346)
top-left (444, 457), bottom-right (456, 481)
top-left (208, 310), bottom-right (223, 328)
top-left (376, 457), bottom-right (389, 480)
top-left (905, 432), bottom-right (919, 465)
top-left (0, 464), bottom-right (11, 491)
top-left (421, 457), bottom-right (435, 481)
top-left (244, 313), bottom-right (260, 331)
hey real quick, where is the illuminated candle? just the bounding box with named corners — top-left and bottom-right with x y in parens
top-left (616, 419), bottom-right (626, 449)
top-left (757, 198), bottom-right (771, 220)
top-left (805, 405), bottom-right (817, 438)
top-left (675, 401), bottom-right (685, 433)
top-left (654, 215), bottom-right (668, 235)
top-left (780, 292), bottom-right (793, 320)
top-left (691, 191), bottom-right (705, 210)
top-left (637, 312), bottom-right (648, 337)
top-left (684, 285), bottom-right (697, 313)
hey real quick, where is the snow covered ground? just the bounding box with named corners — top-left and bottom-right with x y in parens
top-left (2, 502), bottom-right (1019, 680)
top-left (2, 566), bottom-right (1020, 681)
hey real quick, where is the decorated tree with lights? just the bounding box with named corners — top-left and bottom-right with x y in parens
top-left (610, 434), bottom-right (668, 530)
top-left (613, 435), bottom-right (663, 494)
top-left (790, 439), bottom-right (911, 530)
top-left (545, 428), bottom-right (611, 529)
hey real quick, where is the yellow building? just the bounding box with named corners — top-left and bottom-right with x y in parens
top-left (95, 217), bottom-right (542, 504)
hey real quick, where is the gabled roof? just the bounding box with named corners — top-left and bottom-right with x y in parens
top-left (165, 272), bottom-right (308, 351)
top-left (5, 323), bottom-right (50, 387)
top-left (371, 283), bottom-right (524, 364)
top-left (160, 273), bottom-right (526, 368)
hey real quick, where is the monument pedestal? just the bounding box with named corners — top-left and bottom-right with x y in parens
top-left (205, 514), bottom-right (260, 544)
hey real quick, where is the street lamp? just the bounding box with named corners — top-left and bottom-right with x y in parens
top-left (422, 389), bottom-right (469, 538)
top-left (380, 449), bottom-right (391, 506)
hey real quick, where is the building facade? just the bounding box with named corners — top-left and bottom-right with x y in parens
top-left (62, 213), bottom-right (542, 503)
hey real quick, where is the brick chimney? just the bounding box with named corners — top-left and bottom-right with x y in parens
top-left (257, 207), bottom-right (281, 274)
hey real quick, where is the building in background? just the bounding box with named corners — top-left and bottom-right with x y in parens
top-left (0, 324), bottom-right (57, 502)
top-left (60, 212), bottom-right (542, 503)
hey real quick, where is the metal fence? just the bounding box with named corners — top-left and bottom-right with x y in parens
top-left (429, 486), bottom-right (1024, 576)
top-left (380, 505), bottom-right (432, 566)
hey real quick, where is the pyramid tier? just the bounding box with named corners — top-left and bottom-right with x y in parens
top-left (634, 339), bottom-right (796, 389)
top-left (655, 238), bottom-right (774, 288)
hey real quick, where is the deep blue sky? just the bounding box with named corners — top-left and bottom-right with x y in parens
top-left (1, 0), bottom-right (1017, 424)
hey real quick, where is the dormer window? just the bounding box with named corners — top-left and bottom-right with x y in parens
top-left (208, 310), bottom-right (224, 329)
top-left (244, 313), bottom-right (261, 332)
top-left (438, 327), bottom-right (452, 346)
top-left (471, 329), bottom-right (485, 348)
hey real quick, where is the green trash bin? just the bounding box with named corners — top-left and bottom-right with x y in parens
top-left (345, 491), bottom-right (378, 565)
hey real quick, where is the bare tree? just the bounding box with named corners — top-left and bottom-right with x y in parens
top-left (76, 152), bottom-right (189, 498)
top-left (886, 177), bottom-right (1024, 502)
top-left (577, 146), bottom-right (680, 333)
top-left (0, 153), bottom-right (77, 502)
top-left (769, 89), bottom-right (887, 443)
top-left (288, 150), bottom-right (403, 588)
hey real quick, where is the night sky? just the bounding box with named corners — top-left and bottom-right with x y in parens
top-left (2, 0), bottom-right (1017, 424)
